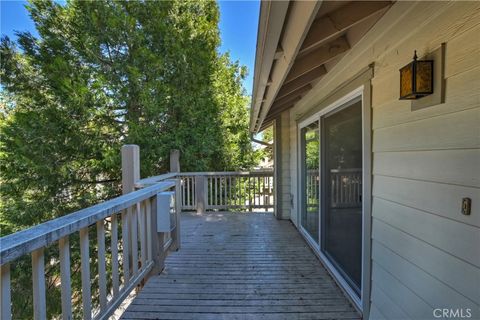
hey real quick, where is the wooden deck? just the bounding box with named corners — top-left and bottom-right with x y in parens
top-left (121, 212), bottom-right (360, 320)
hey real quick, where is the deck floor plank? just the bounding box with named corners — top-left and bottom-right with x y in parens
top-left (121, 212), bottom-right (360, 320)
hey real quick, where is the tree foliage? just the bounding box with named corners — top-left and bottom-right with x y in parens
top-left (0, 0), bottom-right (257, 317)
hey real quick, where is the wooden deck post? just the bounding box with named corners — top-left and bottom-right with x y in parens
top-left (170, 150), bottom-right (181, 250)
top-left (170, 150), bottom-right (180, 173)
top-left (122, 145), bottom-right (140, 195)
top-left (1, 264), bottom-right (11, 320)
top-left (195, 175), bottom-right (207, 214)
top-left (121, 145), bottom-right (140, 280)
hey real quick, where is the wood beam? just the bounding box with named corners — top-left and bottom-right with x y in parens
top-left (259, 119), bottom-right (273, 132)
top-left (286, 36), bottom-right (350, 83)
top-left (264, 99), bottom-right (298, 125)
top-left (272, 84), bottom-right (312, 108)
top-left (300, 1), bottom-right (392, 55)
top-left (259, 119), bottom-right (274, 132)
top-left (266, 82), bottom-right (315, 122)
top-left (277, 65), bottom-right (326, 99)
top-left (274, 46), bottom-right (284, 60)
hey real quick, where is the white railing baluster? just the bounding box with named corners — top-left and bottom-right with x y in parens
top-left (214, 176), bottom-right (218, 207)
top-left (96, 220), bottom-right (107, 311)
top-left (218, 177), bottom-right (222, 207)
top-left (111, 214), bottom-right (119, 297)
top-left (209, 177), bottom-right (212, 206)
top-left (244, 176), bottom-right (247, 208)
top-left (258, 176), bottom-right (261, 206)
top-left (79, 228), bottom-right (92, 320)
top-left (59, 237), bottom-right (72, 320)
top-left (187, 177), bottom-right (191, 207)
top-left (234, 177), bottom-right (238, 207)
top-left (121, 210), bottom-right (130, 285)
top-left (139, 201), bottom-right (146, 269)
top-left (228, 176), bottom-right (232, 206)
top-left (31, 248), bottom-right (46, 320)
top-left (1, 264), bottom-right (11, 320)
top-left (181, 177), bottom-right (185, 207)
top-left (193, 177), bottom-right (196, 207)
top-left (146, 200), bottom-right (153, 262)
top-left (130, 206), bottom-right (139, 276)
top-left (253, 176), bottom-right (256, 207)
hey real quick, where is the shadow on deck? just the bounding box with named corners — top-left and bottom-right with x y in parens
top-left (121, 212), bottom-right (360, 320)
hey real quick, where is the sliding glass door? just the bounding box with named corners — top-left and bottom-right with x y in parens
top-left (321, 99), bottom-right (363, 294)
top-left (299, 96), bottom-right (363, 297)
top-left (300, 122), bottom-right (320, 243)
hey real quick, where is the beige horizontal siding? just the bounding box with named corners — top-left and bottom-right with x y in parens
top-left (371, 262), bottom-right (433, 319)
top-left (284, 2), bottom-right (479, 319)
top-left (373, 198), bottom-right (479, 267)
top-left (373, 107), bottom-right (480, 152)
top-left (368, 3), bottom-right (480, 316)
top-left (373, 149), bottom-right (480, 188)
top-left (373, 175), bottom-right (480, 227)
top-left (275, 111), bottom-right (292, 220)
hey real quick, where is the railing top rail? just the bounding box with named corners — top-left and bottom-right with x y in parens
top-left (0, 180), bottom-right (174, 265)
top-left (135, 172), bottom-right (177, 188)
top-left (178, 170), bottom-right (274, 177)
top-left (330, 168), bottom-right (362, 173)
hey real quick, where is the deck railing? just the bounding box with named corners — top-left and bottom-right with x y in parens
top-left (0, 180), bottom-right (177, 320)
top-left (178, 171), bottom-right (274, 212)
top-left (331, 168), bottom-right (362, 208)
top-left (305, 168), bottom-right (362, 208)
top-left (0, 146), bottom-right (275, 319)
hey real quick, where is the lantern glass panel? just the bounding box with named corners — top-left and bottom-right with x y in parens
top-left (416, 61), bottom-right (433, 94)
top-left (400, 63), bottom-right (414, 99)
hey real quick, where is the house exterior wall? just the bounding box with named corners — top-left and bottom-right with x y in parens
top-left (283, 1), bottom-right (480, 319)
top-left (274, 112), bottom-right (292, 220)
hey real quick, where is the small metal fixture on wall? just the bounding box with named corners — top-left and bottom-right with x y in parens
top-left (399, 50), bottom-right (434, 100)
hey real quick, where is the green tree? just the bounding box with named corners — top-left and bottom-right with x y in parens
top-left (0, 0), bottom-right (256, 317)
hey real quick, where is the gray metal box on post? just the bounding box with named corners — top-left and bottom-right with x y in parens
top-left (156, 192), bottom-right (175, 233)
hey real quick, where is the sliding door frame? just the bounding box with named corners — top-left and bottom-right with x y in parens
top-left (297, 85), bottom-right (372, 315)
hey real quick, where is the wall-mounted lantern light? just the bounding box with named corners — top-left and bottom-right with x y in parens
top-left (399, 50), bottom-right (433, 100)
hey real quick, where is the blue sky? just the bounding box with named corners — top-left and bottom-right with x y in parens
top-left (0, 0), bottom-right (259, 94)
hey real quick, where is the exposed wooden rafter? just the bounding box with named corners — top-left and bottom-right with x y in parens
top-left (276, 65), bottom-right (327, 99)
top-left (272, 84), bottom-right (312, 109)
top-left (252, 1), bottom-right (393, 132)
top-left (299, 1), bottom-right (392, 56)
top-left (263, 100), bottom-right (298, 125)
top-left (274, 46), bottom-right (284, 60)
top-left (263, 84), bottom-right (312, 124)
top-left (285, 36), bottom-right (350, 83)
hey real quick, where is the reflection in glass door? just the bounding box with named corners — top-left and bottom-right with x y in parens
top-left (300, 122), bottom-right (320, 243)
top-left (321, 99), bottom-right (363, 295)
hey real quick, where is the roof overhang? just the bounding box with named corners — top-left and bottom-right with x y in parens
top-left (250, 1), bottom-right (394, 133)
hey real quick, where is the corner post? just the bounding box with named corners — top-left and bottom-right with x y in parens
top-left (121, 145), bottom-right (140, 278)
top-left (195, 175), bottom-right (206, 214)
top-left (170, 150), bottom-right (181, 250)
top-left (121, 145), bottom-right (140, 195)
